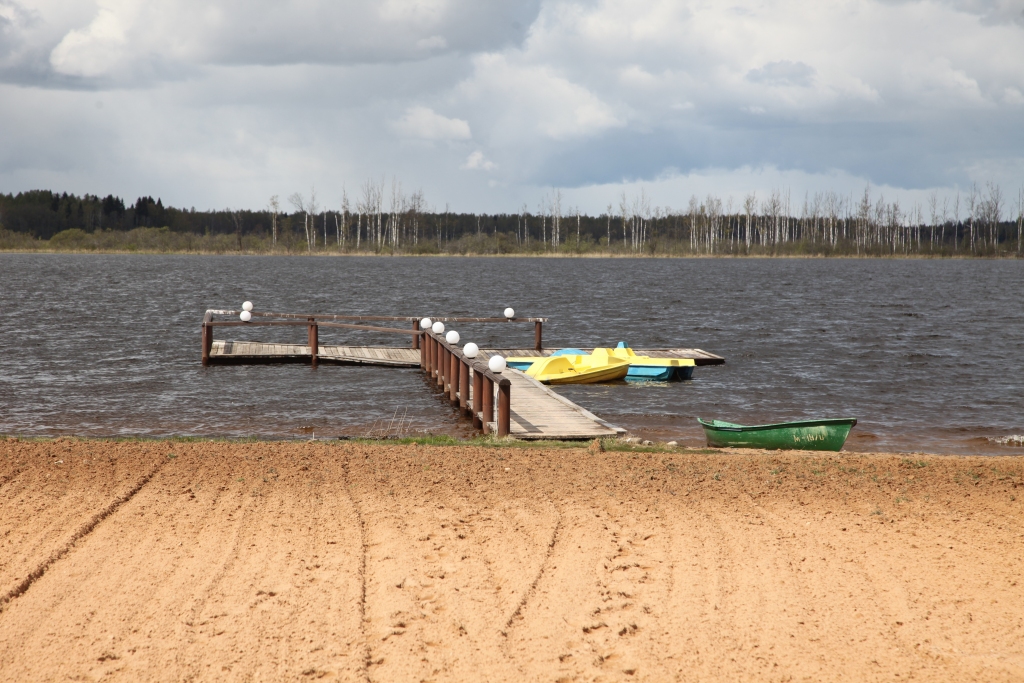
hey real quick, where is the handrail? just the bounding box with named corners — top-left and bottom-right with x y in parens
top-left (202, 308), bottom-right (546, 361)
top-left (205, 309), bottom-right (547, 323)
top-left (204, 320), bottom-right (421, 335)
top-left (423, 330), bottom-right (511, 437)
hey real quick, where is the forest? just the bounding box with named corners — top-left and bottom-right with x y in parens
top-left (1, 181), bottom-right (1022, 257)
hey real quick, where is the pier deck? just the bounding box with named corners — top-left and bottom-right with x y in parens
top-left (208, 341), bottom-right (725, 366)
top-left (206, 339), bottom-right (721, 441)
top-left (498, 368), bottom-right (623, 439)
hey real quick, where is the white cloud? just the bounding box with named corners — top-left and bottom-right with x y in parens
top-left (37, 0), bottom-right (540, 83)
top-left (459, 53), bottom-right (624, 141)
top-left (394, 106), bottom-right (471, 141)
top-left (50, 0), bottom-right (135, 78)
top-left (462, 150), bottom-right (496, 170)
top-left (746, 61), bottom-right (815, 88)
top-left (0, 0), bottom-right (1022, 214)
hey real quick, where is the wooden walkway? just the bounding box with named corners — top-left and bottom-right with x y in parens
top-left (209, 341), bottom-right (420, 366)
top-left (207, 340), bottom-right (722, 440)
top-left (208, 342), bottom-right (724, 366)
top-left (498, 369), bottom-right (623, 439)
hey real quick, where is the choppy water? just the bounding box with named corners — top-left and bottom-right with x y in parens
top-left (1, 254), bottom-right (1021, 454)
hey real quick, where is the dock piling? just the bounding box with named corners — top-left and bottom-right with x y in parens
top-left (472, 369), bottom-right (483, 429)
top-left (482, 375), bottom-right (494, 434)
top-left (459, 358), bottom-right (470, 413)
top-left (497, 381), bottom-right (511, 437)
top-left (308, 318), bottom-right (319, 367)
top-left (449, 352), bottom-right (459, 404)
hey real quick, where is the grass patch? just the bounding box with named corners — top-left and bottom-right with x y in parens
top-left (901, 458), bottom-right (928, 469)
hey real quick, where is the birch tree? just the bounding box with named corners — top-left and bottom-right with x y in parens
top-left (288, 191), bottom-right (311, 252)
top-left (268, 195), bottom-right (280, 247)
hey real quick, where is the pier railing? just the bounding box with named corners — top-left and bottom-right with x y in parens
top-left (421, 330), bottom-right (511, 437)
top-left (201, 309), bottom-right (547, 367)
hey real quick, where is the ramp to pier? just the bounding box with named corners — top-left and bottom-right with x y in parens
top-left (499, 369), bottom-right (624, 440)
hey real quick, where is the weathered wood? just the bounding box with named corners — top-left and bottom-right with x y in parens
top-left (497, 381), bottom-right (511, 437)
top-left (201, 324), bottom-right (212, 366)
top-left (412, 320), bottom-right (420, 349)
top-left (308, 319), bottom-right (318, 367)
top-left (449, 352), bottom-right (459, 405)
top-left (472, 369), bottom-right (483, 430)
top-left (207, 310), bottom-right (548, 324)
top-left (438, 346), bottom-right (447, 388)
top-left (481, 375), bottom-right (494, 435)
top-left (459, 358), bottom-right (470, 413)
top-left (534, 321), bottom-right (542, 351)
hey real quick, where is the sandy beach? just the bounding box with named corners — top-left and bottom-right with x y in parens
top-left (1, 437), bottom-right (1022, 681)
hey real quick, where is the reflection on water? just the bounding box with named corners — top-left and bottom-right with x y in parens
top-left (1, 254), bottom-right (1021, 454)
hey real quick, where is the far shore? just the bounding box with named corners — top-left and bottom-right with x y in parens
top-left (2, 247), bottom-right (1018, 259)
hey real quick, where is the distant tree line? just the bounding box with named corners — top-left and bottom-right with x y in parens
top-left (1, 182), bottom-right (1022, 256)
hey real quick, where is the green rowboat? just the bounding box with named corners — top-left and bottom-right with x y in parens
top-left (698, 418), bottom-right (857, 451)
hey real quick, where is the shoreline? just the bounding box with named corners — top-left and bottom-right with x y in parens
top-left (1, 247), bottom-right (1020, 259)
top-left (2, 437), bottom-right (1021, 680)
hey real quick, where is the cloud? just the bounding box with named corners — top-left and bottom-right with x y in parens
top-left (0, 0), bottom-right (1022, 215)
top-left (462, 150), bottom-right (496, 170)
top-left (746, 61), bottom-right (815, 87)
top-left (37, 0), bottom-right (542, 84)
top-left (459, 53), bottom-right (624, 141)
top-left (394, 106), bottom-right (471, 141)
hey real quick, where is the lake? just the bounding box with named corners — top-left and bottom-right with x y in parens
top-left (1, 254), bottom-right (1021, 454)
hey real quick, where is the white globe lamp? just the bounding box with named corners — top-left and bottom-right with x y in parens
top-left (463, 342), bottom-right (479, 358)
top-left (445, 330), bottom-right (460, 345)
top-left (504, 307), bottom-right (515, 319)
top-left (420, 317), bottom-right (432, 330)
top-left (488, 355), bottom-right (506, 373)
top-left (239, 310), bottom-right (252, 322)
top-left (431, 321), bottom-right (445, 334)
top-left (242, 301), bottom-right (253, 312)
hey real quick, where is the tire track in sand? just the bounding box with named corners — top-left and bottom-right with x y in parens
top-left (0, 455), bottom-right (164, 611)
top-left (342, 448), bottom-right (374, 683)
top-left (505, 494), bottom-right (674, 682)
top-left (348, 445), bottom-right (559, 682)
top-left (0, 443), bottom-right (364, 681)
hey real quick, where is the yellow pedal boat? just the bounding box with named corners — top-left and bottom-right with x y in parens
top-left (508, 344), bottom-right (695, 381)
top-left (524, 349), bottom-right (630, 385)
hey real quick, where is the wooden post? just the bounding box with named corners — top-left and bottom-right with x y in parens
top-left (438, 346), bottom-right (446, 388)
top-left (412, 319), bottom-right (420, 349)
top-left (429, 335), bottom-right (436, 375)
top-left (201, 323), bottom-right (212, 366)
top-left (459, 358), bottom-right (470, 413)
top-left (482, 375), bottom-right (494, 434)
top-left (419, 331), bottom-right (425, 369)
top-left (497, 379), bottom-right (511, 437)
top-left (308, 318), bottom-right (318, 367)
top-left (534, 321), bottom-right (543, 351)
top-left (449, 352), bottom-right (459, 404)
top-left (472, 368), bottom-right (483, 430)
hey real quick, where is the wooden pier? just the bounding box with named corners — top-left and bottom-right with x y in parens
top-left (200, 309), bottom-right (723, 441)
top-left (207, 343), bottom-right (724, 367)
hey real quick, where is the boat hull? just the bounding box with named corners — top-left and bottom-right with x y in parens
top-left (698, 418), bottom-right (857, 451)
top-left (544, 364), bottom-right (630, 384)
top-left (510, 350), bottom-right (695, 381)
top-left (625, 365), bottom-right (694, 381)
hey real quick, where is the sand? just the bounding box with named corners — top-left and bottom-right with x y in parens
top-left (1, 438), bottom-right (1022, 682)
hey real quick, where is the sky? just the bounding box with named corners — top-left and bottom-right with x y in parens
top-left (1, 0), bottom-right (1023, 215)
